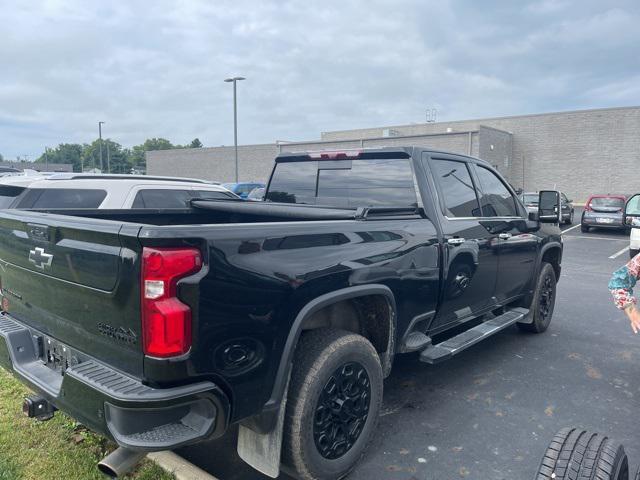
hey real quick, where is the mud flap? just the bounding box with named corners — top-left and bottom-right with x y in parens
top-left (237, 379), bottom-right (289, 478)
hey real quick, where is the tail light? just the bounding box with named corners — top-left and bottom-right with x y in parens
top-left (308, 150), bottom-right (362, 160)
top-left (141, 247), bottom-right (202, 358)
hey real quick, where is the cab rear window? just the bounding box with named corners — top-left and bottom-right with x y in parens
top-left (16, 188), bottom-right (107, 208)
top-left (266, 158), bottom-right (417, 207)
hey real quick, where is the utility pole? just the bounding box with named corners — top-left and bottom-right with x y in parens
top-left (224, 76), bottom-right (246, 182)
top-left (98, 121), bottom-right (105, 172)
top-left (107, 142), bottom-right (111, 174)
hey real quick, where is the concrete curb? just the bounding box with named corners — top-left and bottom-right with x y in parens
top-left (148, 451), bottom-right (219, 480)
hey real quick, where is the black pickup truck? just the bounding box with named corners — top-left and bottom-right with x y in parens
top-left (0, 147), bottom-right (563, 479)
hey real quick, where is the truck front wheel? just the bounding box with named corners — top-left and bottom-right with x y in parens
top-left (282, 328), bottom-right (383, 480)
top-left (518, 262), bottom-right (556, 333)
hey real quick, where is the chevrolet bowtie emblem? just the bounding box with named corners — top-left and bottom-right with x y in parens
top-left (29, 247), bottom-right (53, 270)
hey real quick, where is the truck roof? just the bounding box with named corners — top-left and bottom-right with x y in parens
top-left (275, 146), bottom-right (489, 164)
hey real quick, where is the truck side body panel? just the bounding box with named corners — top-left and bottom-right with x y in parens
top-left (139, 217), bottom-right (440, 420)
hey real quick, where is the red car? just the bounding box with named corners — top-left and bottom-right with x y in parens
top-left (581, 194), bottom-right (628, 232)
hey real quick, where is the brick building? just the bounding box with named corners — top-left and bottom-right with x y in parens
top-left (147, 106), bottom-right (640, 202)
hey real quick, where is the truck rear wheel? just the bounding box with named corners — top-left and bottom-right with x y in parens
top-left (282, 328), bottom-right (383, 480)
top-left (518, 262), bottom-right (556, 333)
top-left (536, 427), bottom-right (629, 480)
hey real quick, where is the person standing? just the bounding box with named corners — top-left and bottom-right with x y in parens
top-left (609, 253), bottom-right (640, 333)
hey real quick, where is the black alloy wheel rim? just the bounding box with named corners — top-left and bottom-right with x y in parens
top-left (538, 274), bottom-right (555, 321)
top-left (313, 361), bottom-right (371, 460)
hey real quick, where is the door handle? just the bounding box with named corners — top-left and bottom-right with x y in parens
top-left (447, 238), bottom-right (465, 246)
top-left (498, 233), bottom-right (512, 240)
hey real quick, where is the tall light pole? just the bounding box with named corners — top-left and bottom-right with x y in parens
top-left (224, 76), bottom-right (245, 182)
top-left (98, 121), bottom-right (105, 172)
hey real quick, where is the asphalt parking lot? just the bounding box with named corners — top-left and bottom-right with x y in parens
top-left (179, 208), bottom-right (640, 480)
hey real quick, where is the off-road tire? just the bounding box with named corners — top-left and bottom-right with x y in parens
top-left (517, 262), bottom-right (556, 333)
top-left (535, 427), bottom-right (629, 480)
top-left (282, 328), bottom-right (383, 480)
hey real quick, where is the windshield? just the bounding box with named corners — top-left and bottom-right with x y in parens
top-left (522, 194), bottom-right (538, 204)
top-left (590, 197), bottom-right (624, 208)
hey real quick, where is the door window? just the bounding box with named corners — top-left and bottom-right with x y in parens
top-left (474, 166), bottom-right (518, 217)
top-left (430, 159), bottom-right (481, 217)
top-left (17, 188), bottom-right (107, 208)
top-left (132, 189), bottom-right (193, 208)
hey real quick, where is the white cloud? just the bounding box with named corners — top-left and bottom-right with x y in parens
top-left (0, 0), bottom-right (639, 159)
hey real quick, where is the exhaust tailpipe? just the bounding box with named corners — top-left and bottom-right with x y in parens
top-left (98, 447), bottom-right (146, 478)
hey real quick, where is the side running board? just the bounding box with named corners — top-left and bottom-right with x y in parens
top-left (419, 307), bottom-right (529, 364)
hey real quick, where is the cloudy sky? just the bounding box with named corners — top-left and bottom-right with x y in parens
top-left (1, 0), bottom-right (639, 159)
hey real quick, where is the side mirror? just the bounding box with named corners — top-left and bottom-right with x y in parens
top-left (624, 194), bottom-right (640, 228)
top-left (528, 211), bottom-right (539, 221)
top-left (538, 190), bottom-right (560, 223)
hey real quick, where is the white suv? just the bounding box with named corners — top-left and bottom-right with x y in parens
top-left (1, 174), bottom-right (237, 209)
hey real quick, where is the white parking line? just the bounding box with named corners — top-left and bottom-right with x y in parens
top-left (561, 224), bottom-right (581, 235)
top-left (609, 246), bottom-right (629, 259)
top-left (563, 235), bottom-right (628, 242)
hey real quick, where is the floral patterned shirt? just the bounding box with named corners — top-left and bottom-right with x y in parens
top-left (609, 253), bottom-right (640, 309)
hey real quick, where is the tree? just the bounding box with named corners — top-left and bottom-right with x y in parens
top-left (35, 143), bottom-right (84, 172)
top-left (130, 138), bottom-right (176, 168)
top-left (189, 138), bottom-right (203, 148)
top-left (0, 153), bottom-right (4, 162)
top-left (81, 139), bottom-right (131, 173)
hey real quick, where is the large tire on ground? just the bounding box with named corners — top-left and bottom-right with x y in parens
top-left (282, 328), bottom-right (383, 480)
top-left (581, 223), bottom-right (590, 233)
top-left (536, 427), bottom-right (629, 480)
top-left (517, 262), bottom-right (557, 333)
top-left (630, 249), bottom-right (639, 260)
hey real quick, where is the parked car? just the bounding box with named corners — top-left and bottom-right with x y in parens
top-left (247, 186), bottom-right (265, 201)
top-left (581, 194), bottom-right (628, 233)
top-left (624, 193), bottom-right (640, 258)
top-left (520, 191), bottom-right (574, 225)
top-left (0, 166), bottom-right (21, 175)
top-left (1, 174), bottom-right (237, 209)
top-left (222, 181), bottom-right (266, 199)
top-left (0, 148), bottom-right (563, 480)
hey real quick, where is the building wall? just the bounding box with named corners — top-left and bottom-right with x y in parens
top-left (0, 161), bottom-right (73, 172)
top-left (321, 106), bottom-right (640, 201)
top-left (147, 144), bottom-right (279, 183)
top-left (147, 106), bottom-right (640, 202)
top-left (147, 131), bottom-right (494, 183)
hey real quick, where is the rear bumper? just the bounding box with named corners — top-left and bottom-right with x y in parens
top-left (0, 313), bottom-right (229, 451)
top-left (581, 216), bottom-right (625, 228)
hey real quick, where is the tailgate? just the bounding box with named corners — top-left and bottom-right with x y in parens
top-left (0, 210), bottom-right (143, 376)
